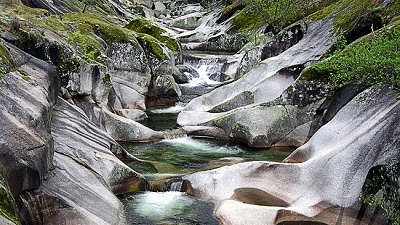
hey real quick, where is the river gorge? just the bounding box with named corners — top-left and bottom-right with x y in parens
top-left (0, 0), bottom-right (399, 224)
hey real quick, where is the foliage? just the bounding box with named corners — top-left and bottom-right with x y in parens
top-left (322, 30), bottom-right (347, 58)
top-left (244, 0), bottom-right (302, 29)
top-left (360, 159), bottom-right (400, 225)
top-left (243, 31), bottom-right (267, 51)
top-left (303, 24), bottom-right (400, 90)
top-left (231, 0), bottom-right (306, 32)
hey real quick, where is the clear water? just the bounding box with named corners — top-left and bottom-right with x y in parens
top-left (122, 52), bottom-right (293, 224)
top-left (120, 135), bottom-right (292, 224)
top-left (122, 136), bottom-right (293, 179)
top-left (122, 191), bottom-right (218, 225)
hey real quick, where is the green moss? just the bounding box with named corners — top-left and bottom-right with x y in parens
top-left (0, 167), bottom-right (20, 224)
top-left (0, 43), bottom-right (12, 74)
top-left (9, 3), bottom-right (49, 17)
top-left (383, 0), bottom-right (400, 23)
top-left (32, 15), bottom-right (70, 34)
top-left (136, 33), bottom-right (169, 60)
top-left (63, 13), bottom-right (132, 43)
top-left (102, 73), bottom-right (111, 84)
top-left (0, 44), bottom-right (11, 67)
top-left (218, 0), bottom-right (244, 24)
top-left (67, 32), bottom-right (102, 63)
top-left (125, 18), bottom-right (179, 51)
top-left (230, 10), bottom-right (264, 33)
top-left (17, 69), bottom-right (29, 81)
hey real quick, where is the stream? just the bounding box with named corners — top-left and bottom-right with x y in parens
top-left (119, 53), bottom-right (295, 224)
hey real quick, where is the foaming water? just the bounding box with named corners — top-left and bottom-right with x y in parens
top-left (124, 192), bottom-right (194, 221)
top-left (150, 103), bottom-right (186, 114)
top-left (161, 136), bottom-right (243, 154)
top-left (182, 58), bottom-right (223, 87)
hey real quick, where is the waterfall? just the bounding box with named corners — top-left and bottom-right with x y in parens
top-left (182, 55), bottom-right (225, 86)
top-left (169, 181), bottom-right (183, 192)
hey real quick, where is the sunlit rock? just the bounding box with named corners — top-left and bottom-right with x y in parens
top-left (185, 85), bottom-right (400, 224)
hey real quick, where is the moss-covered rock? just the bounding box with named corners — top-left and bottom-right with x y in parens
top-left (0, 166), bottom-right (19, 225)
top-left (126, 18), bottom-right (180, 51)
top-left (0, 41), bottom-right (13, 76)
top-left (63, 13), bottom-right (132, 44)
top-left (135, 33), bottom-right (169, 60)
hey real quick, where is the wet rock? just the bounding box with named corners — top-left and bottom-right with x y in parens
top-left (213, 101), bottom-right (321, 148)
top-left (232, 188), bottom-right (289, 207)
top-left (185, 85), bottom-right (400, 224)
top-left (0, 166), bottom-right (19, 225)
top-left (261, 22), bottom-right (307, 60)
top-left (134, 0), bottom-right (153, 8)
top-left (66, 63), bottom-right (111, 107)
top-left (272, 122), bottom-right (311, 147)
top-left (178, 20), bottom-right (335, 143)
top-left (115, 108), bottom-right (148, 121)
top-left (147, 73), bottom-right (182, 107)
top-left (169, 12), bottom-right (205, 30)
top-left (176, 64), bottom-right (200, 79)
top-left (101, 108), bottom-right (162, 141)
top-left (173, 66), bottom-right (190, 83)
top-left (221, 53), bottom-right (244, 81)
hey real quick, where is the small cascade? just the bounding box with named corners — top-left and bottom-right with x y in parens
top-left (162, 133), bottom-right (188, 140)
top-left (150, 102), bottom-right (186, 114)
top-left (179, 53), bottom-right (230, 103)
top-left (182, 54), bottom-right (225, 85)
top-left (168, 181), bottom-right (184, 192)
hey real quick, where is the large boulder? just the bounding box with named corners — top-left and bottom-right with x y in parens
top-left (179, 19), bottom-right (334, 115)
top-left (66, 63), bottom-right (111, 107)
top-left (101, 108), bottom-right (163, 142)
top-left (169, 12), bottom-right (206, 30)
top-left (22, 98), bottom-right (147, 224)
top-left (177, 19), bottom-right (335, 148)
top-left (0, 42), bottom-right (58, 224)
top-left (184, 85), bottom-right (400, 224)
top-left (107, 41), bottom-right (152, 110)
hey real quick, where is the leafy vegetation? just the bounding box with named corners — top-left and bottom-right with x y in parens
top-left (230, 0), bottom-right (320, 32)
top-left (303, 23), bottom-right (400, 90)
top-left (360, 159), bottom-right (400, 225)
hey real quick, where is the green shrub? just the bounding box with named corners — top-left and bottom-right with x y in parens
top-left (304, 24), bottom-right (400, 89)
top-left (231, 0), bottom-right (307, 32)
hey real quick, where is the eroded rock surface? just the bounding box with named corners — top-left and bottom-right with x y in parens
top-left (184, 85), bottom-right (400, 224)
